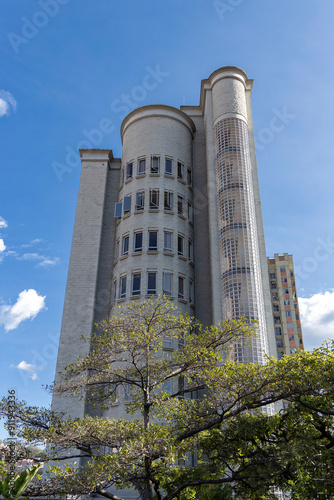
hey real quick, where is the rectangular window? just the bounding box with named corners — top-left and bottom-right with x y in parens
top-left (188, 201), bottom-right (193, 221)
top-left (286, 311), bottom-right (292, 317)
top-left (296, 314), bottom-right (299, 320)
top-left (177, 162), bottom-right (184, 180)
top-left (188, 239), bottom-right (193, 261)
top-left (276, 340), bottom-right (283, 348)
top-left (121, 168), bottom-right (125, 186)
top-left (178, 276), bottom-right (185, 299)
top-left (122, 235), bottom-right (129, 256)
top-left (275, 327), bottom-right (281, 335)
top-left (165, 158), bottom-right (173, 175)
top-left (137, 158), bottom-right (146, 175)
top-left (135, 190), bottom-right (145, 211)
top-left (151, 155), bottom-right (160, 173)
top-left (132, 272), bottom-right (141, 296)
top-left (123, 196), bottom-right (131, 213)
top-left (280, 266), bottom-right (286, 273)
top-left (119, 276), bottom-right (126, 299)
top-left (289, 334), bottom-right (295, 341)
top-left (164, 232), bottom-right (172, 252)
top-left (164, 190), bottom-right (173, 211)
top-left (163, 272), bottom-right (172, 296)
top-left (273, 305), bottom-right (279, 312)
top-left (271, 282), bottom-right (276, 289)
top-left (149, 189), bottom-right (159, 209)
top-left (293, 292), bottom-right (297, 301)
top-left (178, 235), bottom-right (184, 256)
top-left (287, 323), bottom-right (294, 329)
top-left (177, 195), bottom-right (184, 215)
top-left (269, 273), bottom-right (276, 279)
top-left (281, 277), bottom-right (287, 283)
top-left (294, 304), bottom-right (298, 309)
top-left (283, 288), bottom-right (289, 294)
top-left (284, 299), bottom-right (290, 305)
top-left (134, 232), bottom-right (143, 252)
top-left (291, 280), bottom-right (295, 286)
top-left (148, 231), bottom-right (158, 251)
top-left (124, 383), bottom-right (132, 401)
top-left (187, 167), bottom-right (192, 186)
top-left (189, 280), bottom-right (194, 303)
top-left (126, 162), bottom-right (133, 180)
top-left (147, 272), bottom-right (157, 295)
top-left (114, 202), bottom-right (122, 218)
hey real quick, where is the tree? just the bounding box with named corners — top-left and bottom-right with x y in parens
top-left (1, 297), bottom-right (333, 499)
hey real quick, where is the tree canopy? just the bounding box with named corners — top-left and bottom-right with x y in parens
top-left (1, 297), bottom-right (333, 500)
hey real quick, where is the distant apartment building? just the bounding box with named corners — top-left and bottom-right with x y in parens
top-left (268, 254), bottom-right (304, 359)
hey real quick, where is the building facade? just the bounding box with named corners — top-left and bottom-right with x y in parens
top-left (268, 253), bottom-right (304, 359)
top-left (53, 65), bottom-right (282, 415)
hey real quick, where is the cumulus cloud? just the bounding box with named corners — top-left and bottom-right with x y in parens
top-left (11, 360), bottom-right (39, 380)
top-left (0, 289), bottom-right (46, 332)
top-left (299, 290), bottom-right (334, 350)
top-left (0, 239), bottom-right (5, 252)
top-left (0, 217), bottom-right (8, 229)
top-left (0, 90), bottom-right (17, 118)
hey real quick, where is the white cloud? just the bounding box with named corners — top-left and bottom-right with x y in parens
top-left (0, 289), bottom-right (46, 332)
top-left (0, 90), bottom-right (17, 117)
top-left (0, 239), bottom-right (5, 253)
top-left (12, 360), bottom-right (36, 372)
top-left (0, 217), bottom-right (8, 229)
top-left (299, 290), bottom-right (334, 350)
top-left (21, 238), bottom-right (43, 248)
top-left (20, 252), bottom-right (59, 267)
top-left (11, 360), bottom-right (39, 381)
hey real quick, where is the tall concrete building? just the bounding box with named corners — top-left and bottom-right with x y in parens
top-left (53, 66), bottom-right (278, 422)
top-left (268, 254), bottom-right (304, 359)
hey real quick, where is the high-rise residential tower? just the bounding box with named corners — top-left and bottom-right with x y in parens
top-left (268, 253), bottom-right (304, 359)
top-left (53, 66), bottom-right (277, 423)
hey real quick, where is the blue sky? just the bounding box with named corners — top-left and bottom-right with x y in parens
top-left (1, 0), bottom-right (334, 438)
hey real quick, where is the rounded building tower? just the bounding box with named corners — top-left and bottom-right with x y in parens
top-left (112, 105), bottom-right (196, 317)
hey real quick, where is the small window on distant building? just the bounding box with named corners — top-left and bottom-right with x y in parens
top-left (164, 191), bottom-right (173, 211)
top-left (164, 232), bottom-right (172, 252)
top-left (119, 276), bottom-right (126, 299)
top-left (133, 232), bottom-right (143, 252)
top-left (178, 195), bottom-right (184, 216)
top-left (132, 273), bottom-right (141, 296)
top-left (135, 190), bottom-right (145, 211)
top-left (177, 162), bottom-right (184, 180)
top-left (163, 272), bottom-right (172, 296)
top-left (280, 266), bottom-right (286, 273)
top-left (149, 189), bottom-right (159, 209)
top-left (147, 272), bottom-right (157, 295)
top-left (123, 196), bottom-right (131, 214)
top-left (151, 155), bottom-right (160, 173)
top-left (178, 276), bottom-right (185, 299)
top-left (122, 235), bottom-right (129, 256)
top-left (137, 158), bottom-right (146, 175)
top-left (148, 231), bottom-right (158, 251)
top-left (187, 167), bottom-right (192, 186)
top-left (178, 235), bottom-right (185, 256)
top-left (165, 158), bottom-right (173, 175)
top-left (126, 162), bottom-right (133, 180)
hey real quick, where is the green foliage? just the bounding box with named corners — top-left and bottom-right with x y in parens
top-left (0, 464), bottom-right (42, 500)
top-left (0, 297), bottom-right (333, 500)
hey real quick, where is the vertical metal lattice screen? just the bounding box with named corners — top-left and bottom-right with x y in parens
top-left (215, 117), bottom-right (268, 364)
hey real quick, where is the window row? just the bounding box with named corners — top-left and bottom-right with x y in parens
top-left (114, 272), bottom-right (194, 302)
top-left (115, 190), bottom-right (193, 219)
top-left (121, 156), bottom-right (192, 184)
top-left (116, 230), bottom-right (193, 260)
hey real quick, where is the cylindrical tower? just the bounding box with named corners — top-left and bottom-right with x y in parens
top-left (112, 105), bottom-right (196, 319)
top-left (210, 68), bottom-right (269, 364)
